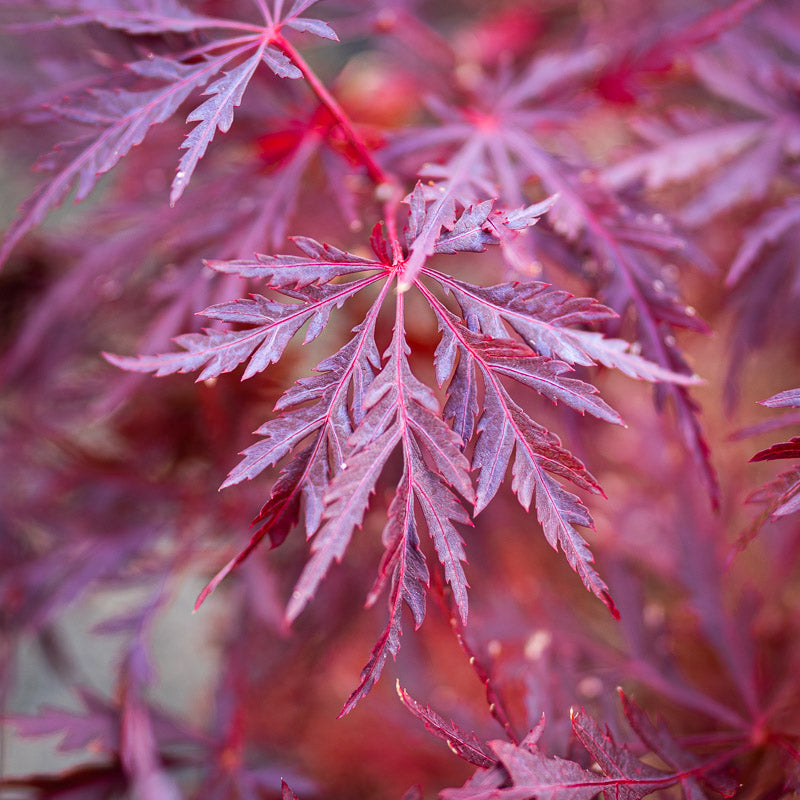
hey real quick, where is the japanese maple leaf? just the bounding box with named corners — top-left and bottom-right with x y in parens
top-left (110, 189), bottom-right (698, 709)
top-left (438, 692), bottom-right (737, 800)
top-left (0, 0), bottom-right (338, 267)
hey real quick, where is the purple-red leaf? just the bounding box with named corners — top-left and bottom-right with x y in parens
top-left (171, 46), bottom-right (266, 205)
top-left (571, 707), bottom-right (673, 800)
top-left (76, 1), bottom-right (224, 34)
top-left (105, 279), bottom-right (378, 381)
top-left (261, 46), bottom-right (303, 79)
top-left (284, 17), bottom-right (339, 41)
top-left (749, 467), bottom-right (800, 519)
top-left (286, 426), bottom-right (400, 623)
top-left (750, 437), bottom-right (800, 462)
top-left (620, 692), bottom-right (739, 798)
top-left (426, 299), bottom-right (616, 614)
top-left (429, 273), bottom-right (701, 385)
top-left (396, 682), bottom-right (494, 768)
top-left (488, 739), bottom-right (599, 800)
top-left (341, 474), bottom-right (429, 715)
top-left (207, 236), bottom-right (384, 287)
top-left (463, 327), bottom-right (623, 425)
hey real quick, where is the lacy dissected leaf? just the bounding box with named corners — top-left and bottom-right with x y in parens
top-left (591, 211), bottom-right (718, 505)
top-left (392, 53), bottom-right (718, 504)
top-left (195, 312), bottom-right (385, 609)
top-left (396, 682), bottom-right (494, 767)
top-left (509, 351), bottom-right (616, 422)
top-left (108, 150), bottom-right (707, 716)
top-left (0, 54), bottom-right (229, 266)
top-left (761, 388), bottom-right (800, 409)
top-left (680, 24), bottom-right (799, 226)
top-left (400, 182), bottom-right (457, 290)
top-left (601, 5), bottom-right (789, 226)
top-left (571, 708), bottom-right (677, 800)
top-left (619, 693), bottom-right (739, 799)
top-left (457, 323), bottom-right (623, 424)
top-left (431, 199), bottom-right (499, 254)
top-left (427, 271), bottom-right (701, 384)
top-left (747, 467), bottom-right (800, 520)
top-left (442, 696), bottom-right (737, 800)
top-left (105, 277), bottom-right (380, 381)
top-left (18, 0), bottom-right (338, 43)
top-left (165, 0), bottom-right (343, 205)
top-left (0, 0), bottom-right (344, 266)
top-left (751, 438), bottom-right (800, 462)
top-left (222, 319), bottom-right (381, 489)
top-left (340, 471), bottom-right (429, 715)
top-left (427, 298), bottom-right (617, 615)
top-left (281, 308), bottom-right (475, 711)
top-left (284, 425), bottom-right (395, 625)
top-left (206, 236), bottom-right (386, 287)
top-left (724, 197), bottom-right (800, 407)
top-left (171, 45), bottom-right (269, 204)
top-left (399, 184), bottom-right (554, 290)
top-left (51, 0), bottom-right (238, 34)
top-left (489, 739), bottom-right (599, 800)
top-left (602, 121), bottom-right (765, 193)
top-left (431, 196), bottom-right (557, 255)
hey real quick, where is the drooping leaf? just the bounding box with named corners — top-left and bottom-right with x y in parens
top-left (206, 236), bottom-right (384, 287)
top-left (171, 46), bottom-right (268, 205)
top-left (340, 474), bottom-right (428, 715)
top-left (0, 54), bottom-right (228, 266)
top-left (428, 272), bottom-right (701, 384)
top-left (742, 386), bottom-right (800, 535)
top-left (396, 682), bottom-right (494, 768)
top-left (489, 739), bottom-right (599, 800)
top-left (426, 298), bottom-right (617, 615)
top-left (104, 278), bottom-right (380, 381)
top-left (751, 438), bottom-right (800, 462)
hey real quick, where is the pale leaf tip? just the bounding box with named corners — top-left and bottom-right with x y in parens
top-left (195, 553), bottom-right (241, 611)
top-left (195, 571), bottom-right (225, 610)
top-left (284, 591), bottom-right (305, 626)
top-left (193, 589), bottom-right (210, 613)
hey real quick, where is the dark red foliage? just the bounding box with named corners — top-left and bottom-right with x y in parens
top-left (2, 1), bottom-right (800, 798)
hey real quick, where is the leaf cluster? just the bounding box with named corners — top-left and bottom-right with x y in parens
top-left (2, 1), bottom-right (800, 798)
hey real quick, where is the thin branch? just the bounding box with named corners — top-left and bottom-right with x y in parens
top-left (274, 36), bottom-right (393, 187)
